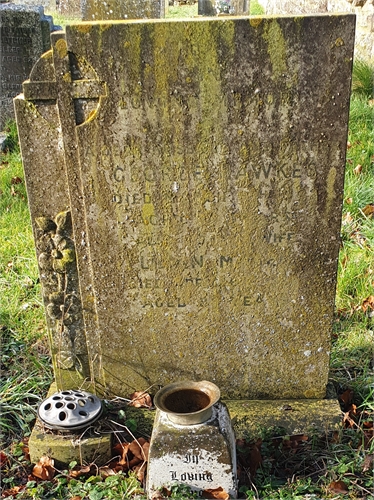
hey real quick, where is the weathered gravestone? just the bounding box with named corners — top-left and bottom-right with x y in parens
top-left (0, 4), bottom-right (59, 129)
top-left (198, 0), bottom-right (249, 16)
top-left (81, 0), bottom-right (166, 20)
top-left (10, 0), bottom-right (56, 12)
top-left (58, 0), bottom-right (81, 17)
top-left (15, 16), bottom-right (355, 419)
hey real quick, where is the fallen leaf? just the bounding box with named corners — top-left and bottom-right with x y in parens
top-left (99, 466), bottom-right (116, 478)
top-left (70, 497), bottom-right (83, 500)
top-left (342, 212), bottom-right (353, 225)
top-left (346, 141), bottom-right (352, 149)
top-left (1, 486), bottom-right (23, 497)
top-left (328, 480), bottom-right (348, 493)
top-left (362, 454), bottom-right (373, 472)
top-left (133, 463), bottom-right (146, 483)
top-left (68, 464), bottom-right (92, 478)
top-left (362, 296), bottom-right (374, 313)
top-left (339, 389), bottom-right (353, 409)
top-left (118, 442), bottom-right (130, 466)
top-left (345, 197), bottom-right (353, 205)
top-left (11, 176), bottom-right (22, 185)
top-left (152, 488), bottom-right (170, 499)
top-left (0, 451), bottom-right (8, 468)
top-left (129, 391), bottom-right (152, 408)
top-left (32, 456), bottom-right (55, 480)
top-left (362, 204), bottom-right (374, 217)
top-left (353, 164), bottom-right (362, 175)
top-left (129, 438), bottom-right (149, 461)
top-left (202, 487), bottom-right (229, 499)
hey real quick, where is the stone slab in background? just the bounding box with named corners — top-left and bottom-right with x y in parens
top-left (81, 0), bottom-right (166, 20)
top-left (15, 15), bottom-right (355, 401)
top-left (198, 0), bottom-right (249, 16)
top-left (58, 0), bottom-right (81, 17)
top-left (258, 0), bottom-right (374, 59)
top-left (0, 4), bottom-right (59, 129)
top-left (10, 0), bottom-right (56, 11)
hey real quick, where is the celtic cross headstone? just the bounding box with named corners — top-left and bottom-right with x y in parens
top-left (15, 16), bottom-right (354, 425)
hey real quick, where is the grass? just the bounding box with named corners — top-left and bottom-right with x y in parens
top-left (0, 36), bottom-right (373, 500)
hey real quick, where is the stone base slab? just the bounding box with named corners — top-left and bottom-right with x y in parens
top-left (29, 420), bottom-right (112, 468)
top-left (227, 398), bottom-right (342, 438)
top-left (29, 382), bottom-right (342, 467)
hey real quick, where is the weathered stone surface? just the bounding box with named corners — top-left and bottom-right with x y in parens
top-left (147, 403), bottom-right (237, 498)
top-left (227, 398), bottom-right (342, 437)
top-left (0, 4), bottom-right (59, 128)
top-left (29, 420), bottom-right (112, 467)
top-left (15, 16), bottom-right (355, 400)
top-left (81, 0), bottom-right (166, 20)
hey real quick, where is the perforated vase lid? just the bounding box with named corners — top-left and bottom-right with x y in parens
top-left (38, 390), bottom-right (103, 430)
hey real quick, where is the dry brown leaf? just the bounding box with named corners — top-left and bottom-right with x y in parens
top-left (1, 486), bottom-right (23, 498)
top-left (362, 296), bottom-right (374, 313)
top-left (345, 197), bottom-right (353, 205)
top-left (133, 463), bottom-right (146, 483)
top-left (68, 464), bottom-right (92, 478)
top-left (11, 176), bottom-right (22, 185)
top-left (0, 451), bottom-right (8, 468)
top-left (98, 466), bottom-right (116, 478)
top-left (129, 391), bottom-right (152, 408)
top-left (118, 442), bottom-right (130, 466)
top-left (202, 487), bottom-right (229, 499)
top-left (32, 456), bottom-right (55, 480)
top-left (362, 204), bottom-right (374, 217)
top-left (152, 489), bottom-right (169, 499)
top-left (249, 438), bottom-right (263, 478)
top-left (362, 454), bottom-right (373, 473)
top-left (339, 389), bottom-right (353, 407)
top-left (342, 212), bottom-right (353, 225)
top-left (328, 480), bottom-right (348, 493)
top-left (353, 164), bottom-right (363, 175)
top-left (128, 438), bottom-right (148, 461)
top-left (70, 497), bottom-right (83, 500)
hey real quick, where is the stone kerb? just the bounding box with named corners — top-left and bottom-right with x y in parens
top-left (15, 16), bottom-right (355, 403)
top-left (0, 4), bottom-right (59, 128)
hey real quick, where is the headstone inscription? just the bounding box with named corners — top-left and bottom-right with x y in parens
top-left (0, 4), bottom-right (59, 128)
top-left (81, 0), bottom-right (166, 20)
top-left (15, 15), bottom-right (355, 402)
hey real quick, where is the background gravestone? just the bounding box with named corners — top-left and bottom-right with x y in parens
top-left (257, 0), bottom-right (374, 59)
top-left (15, 16), bottom-right (355, 404)
top-left (0, 4), bottom-right (59, 129)
top-left (58, 0), bottom-right (81, 17)
top-left (198, 0), bottom-right (249, 16)
top-left (81, 0), bottom-right (166, 20)
top-left (10, 0), bottom-right (56, 11)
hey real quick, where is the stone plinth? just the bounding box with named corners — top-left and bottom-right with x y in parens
top-left (147, 403), bottom-right (237, 498)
